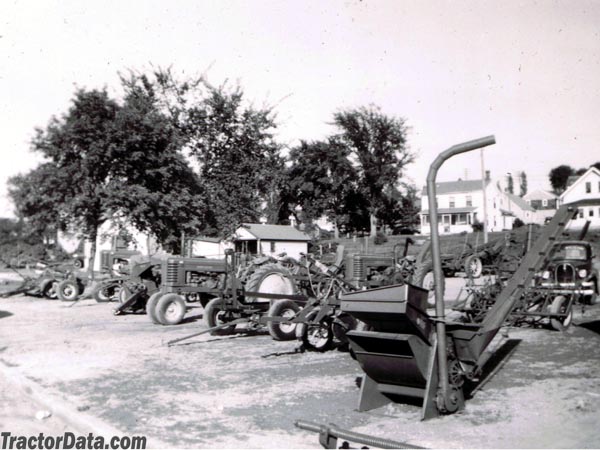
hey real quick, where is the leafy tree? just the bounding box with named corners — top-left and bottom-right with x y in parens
top-left (518, 171), bottom-right (528, 197)
top-left (549, 165), bottom-right (575, 195)
top-left (506, 173), bottom-right (514, 194)
top-left (331, 105), bottom-right (413, 236)
top-left (591, 162), bottom-right (600, 171)
top-left (11, 84), bottom-right (209, 276)
top-left (153, 70), bottom-right (285, 236)
top-left (284, 139), bottom-right (361, 236)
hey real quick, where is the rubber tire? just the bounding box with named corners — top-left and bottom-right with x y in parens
top-left (549, 295), bottom-right (573, 331)
top-left (245, 263), bottom-right (297, 303)
top-left (464, 255), bottom-right (483, 278)
top-left (42, 279), bottom-right (58, 300)
top-left (297, 309), bottom-right (333, 352)
top-left (155, 294), bottom-right (187, 326)
top-left (267, 299), bottom-right (301, 341)
top-left (57, 279), bottom-right (79, 301)
top-left (145, 291), bottom-right (163, 324)
top-left (204, 297), bottom-right (236, 335)
top-left (411, 260), bottom-right (446, 307)
top-left (92, 283), bottom-right (115, 303)
top-left (73, 259), bottom-right (83, 269)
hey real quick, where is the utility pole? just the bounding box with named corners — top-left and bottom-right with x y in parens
top-left (480, 149), bottom-right (489, 244)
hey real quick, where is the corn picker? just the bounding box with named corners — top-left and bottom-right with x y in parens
top-left (330, 136), bottom-right (600, 425)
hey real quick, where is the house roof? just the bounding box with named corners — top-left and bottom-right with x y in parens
top-left (421, 207), bottom-right (477, 215)
top-left (560, 167), bottom-right (600, 200)
top-left (522, 189), bottom-right (557, 201)
top-left (236, 223), bottom-right (311, 241)
top-left (421, 179), bottom-right (489, 196)
top-left (506, 192), bottom-right (535, 212)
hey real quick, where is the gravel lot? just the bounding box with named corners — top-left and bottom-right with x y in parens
top-left (1, 276), bottom-right (600, 448)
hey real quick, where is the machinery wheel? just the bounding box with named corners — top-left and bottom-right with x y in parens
top-left (267, 299), bottom-right (301, 341)
top-left (42, 280), bottom-right (58, 300)
top-left (155, 294), bottom-right (187, 326)
top-left (297, 309), bottom-right (333, 352)
top-left (204, 297), bottom-right (236, 335)
top-left (464, 255), bottom-right (483, 278)
top-left (56, 279), bottom-right (79, 301)
top-left (331, 312), bottom-right (358, 346)
top-left (411, 260), bottom-right (446, 307)
top-left (92, 282), bottom-right (118, 303)
top-left (73, 259), bottom-right (84, 269)
top-left (549, 295), bottom-right (573, 331)
top-left (245, 263), bottom-right (297, 303)
top-left (145, 291), bottom-right (163, 324)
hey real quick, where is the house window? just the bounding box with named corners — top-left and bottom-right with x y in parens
top-left (586, 182), bottom-right (591, 193)
top-left (466, 195), bottom-right (472, 207)
top-left (542, 199), bottom-right (548, 207)
top-left (589, 209), bottom-right (594, 217)
top-left (443, 215), bottom-right (451, 224)
top-left (578, 208), bottom-right (584, 219)
top-left (449, 196), bottom-right (455, 208)
top-left (270, 242), bottom-right (276, 253)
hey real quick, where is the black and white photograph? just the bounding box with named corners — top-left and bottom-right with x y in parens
top-left (1, 1), bottom-right (599, 448)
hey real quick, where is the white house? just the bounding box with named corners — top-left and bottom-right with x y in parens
top-left (419, 176), bottom-right (537, 235)
top-left (559, 167), bottom-right (600, 229)
top-left (233, 223), bottom-right (311, 259)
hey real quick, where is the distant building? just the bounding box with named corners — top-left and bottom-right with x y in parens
top-left (559, 167), bottom-right (600, 229)
top-left (233, 223), bottom-right (311, 259)
top-left (523, 189), bottom-right (558, 223)
top-left (419, 175), bottom-right (536, 235)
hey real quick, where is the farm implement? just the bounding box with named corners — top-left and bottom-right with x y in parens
top-left (0, 261), bottom-right (81, 300)
top-left (298, 134), bottom-right (600, 450)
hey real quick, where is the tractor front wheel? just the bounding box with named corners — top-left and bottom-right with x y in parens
top-left (145, 292), bottom-right (164, 324)
top-left (204, 297), bottom-right (236, 335)
top-left (57, 279), bottom-right (80, 302)
top-left (267, 299), bottom-right (300, 341)
top-left (155, 294), bottom-right (187, 326)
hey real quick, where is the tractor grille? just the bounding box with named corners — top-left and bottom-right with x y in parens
top-left (555, 264), bottom-right (575, 284)
top-left (166, 261), bottom-right (179, 284)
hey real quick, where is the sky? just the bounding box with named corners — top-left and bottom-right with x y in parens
top-left (1, 0), bottom-right (600, 217)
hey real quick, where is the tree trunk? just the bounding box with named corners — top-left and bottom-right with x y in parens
top-left (87, 228), bottom-right (97, 282)
top-left (334, 223), bottom-right (339, 240)
top-left (370, 213), bottom-right (377, 238)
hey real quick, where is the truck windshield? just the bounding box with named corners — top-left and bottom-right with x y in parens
top-left (551, 245), bottom-right (588, 261)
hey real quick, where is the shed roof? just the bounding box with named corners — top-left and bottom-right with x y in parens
top-left (522, 189), bottom-right (557, 201)
top-left (506, 192), bottom-right (535, 212)
top-left (236, 224), bottom-right (311, 241)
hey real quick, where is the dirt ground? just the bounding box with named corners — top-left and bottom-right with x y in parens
top-left (1, 275), bottom-right (600, 449)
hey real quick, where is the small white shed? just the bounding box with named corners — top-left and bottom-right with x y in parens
top-left (233, 224), bottom-right (311, 260)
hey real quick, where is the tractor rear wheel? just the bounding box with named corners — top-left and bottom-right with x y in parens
top-left (57, 279), bottom-right (79, 302)
top-left (155, 294), bottom-right (187, 325)
top-left (245, 263), bottom-right (297, 303)
top-left (549, 295), bottom-right (573, 331)
top-left (411, 260), bottom-right (446, 307)
top-left (267, 299), bottom-right (300, 341)
top-left (204, 297), bottom-right (236, 335)
top-left (145, 291), bottom-right (164, 324)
